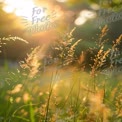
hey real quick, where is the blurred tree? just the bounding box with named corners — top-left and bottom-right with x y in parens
top-left (89, 0), bottom-right (122, 10)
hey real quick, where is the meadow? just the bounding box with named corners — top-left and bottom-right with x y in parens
top-left (0, 26), bottom-right (122, 122)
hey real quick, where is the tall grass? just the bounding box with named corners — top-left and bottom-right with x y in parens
top-left (0, 27), bottom-right (122, 122)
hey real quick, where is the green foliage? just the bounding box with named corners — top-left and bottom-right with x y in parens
top-left (0, 28), bottom-right (122, 122)
top-left (89, 0), bottom-right (122, 10)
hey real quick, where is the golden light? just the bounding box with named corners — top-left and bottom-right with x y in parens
top-left (75, 9), bottom-right (96, 26)
top-left (2, 0), bottom-right (47, 22)
top-left (2, 0), bottom-right (64, 34)
top-left (75, 17), bottom-right (87, 25)
top-left (3, 0), bottom-right (34, 13)
top-left (80, 10), bottom-right (96, 19)
top-left (56, 0), bottom-right (68, 3)
top-left (2, 5), bottom-right (14, 13)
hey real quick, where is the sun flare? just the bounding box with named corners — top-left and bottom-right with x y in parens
top-left (2, 0), bottom-right (47, 22)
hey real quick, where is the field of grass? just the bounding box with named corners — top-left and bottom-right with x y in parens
top-left (0, 26), bottom-right (122, 122)
top-left (0, 65), bottom-right (122, 122)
